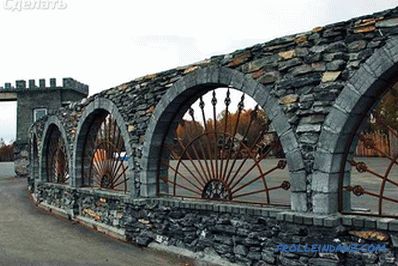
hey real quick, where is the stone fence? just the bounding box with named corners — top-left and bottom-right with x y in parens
top-left (29, 6), bottom-right (398, 265)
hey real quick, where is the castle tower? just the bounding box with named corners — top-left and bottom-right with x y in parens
top-left (0, 78), bottom-right (89, 177)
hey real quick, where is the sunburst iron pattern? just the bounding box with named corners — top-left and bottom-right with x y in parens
top-left (159, 88), bottom-right (290, 205)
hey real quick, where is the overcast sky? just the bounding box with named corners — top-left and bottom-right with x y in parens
top-left (0, 0), bottom-right (397, 143)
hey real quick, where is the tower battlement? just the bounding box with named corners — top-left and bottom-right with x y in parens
top-left (0, 77), bottom-right (89, 146)
top-left (0, 77), bottom-right (89, 96)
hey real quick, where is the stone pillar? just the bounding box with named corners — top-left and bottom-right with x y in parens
top-left (14, 142), bottom-right (30, 178)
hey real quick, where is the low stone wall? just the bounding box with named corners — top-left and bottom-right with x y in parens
top-left (28, 6), bottom-right (398, 212)
top-left (35, 183), bottom-right (126, 230)
top-left (36, 183), bottom-right (76, 211)
top-left (77, 189), bottom-right (126, 229)
top-left (34, 183), bottom-right (398, 265)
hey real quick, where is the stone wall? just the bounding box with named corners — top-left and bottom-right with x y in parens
top-left (14, 142), bottom-right (29, 178)
top-left (28, 6), bottom-right (398, 265)
top-left (35, 183), bottom-right (125, 228)
top-left (34, 183), bottom-right (398, 266)
top-left (29, 6), bottom-right (398, 210)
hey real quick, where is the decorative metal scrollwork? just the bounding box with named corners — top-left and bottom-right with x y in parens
top-left (160, 88), bottom-right (290, 205)
top-left (46, 127), bottom-right (69, 184)
top-left (342, 88), bottom-right (398, 217)
top-left (83, 114), bottom-right (128, 192)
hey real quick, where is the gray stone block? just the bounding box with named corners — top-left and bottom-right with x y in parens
top-left (303, 215), bottom-right (313, 225)
top-left (335, 83), bottom-right (363, 113)
top-left (389, 221), bottom-right (398, 232)
top-left (383, 38), bottom-right (398, 63)
top-left (313, 151), bottom-right (344, 173)
top-left (261, 209), bottom-right (269, 217)
top-left (323, 106), bottom-right (350, 134)
top-left (342, 216), bottom-right (352, 226)
top-left (313, 216), bottom-right (324, 226)
top-left (377, 218), bottom-right (394, 231)
top-left (279, 129), bottom-right (299, 153)
top-left (312, 192), bottom-right (338, 214)
top-left (242, 75), bottom-right (261, 97)
top-left (140, 181), bottom-right (157, 198)
top-left (317, 127), bottom-right (341, 153)
top-left (286, 149), bottom-right (305, 172)
top-left (268, 210), bottom-right (278, 218)
top-left (291, 192), bottom-right (308, 212)
top-left (364, 218), bottom-right (376, 229)
top-left (289, 170), bottom-right (307, 192)
top-left (349, 66), bottom-right (388, 97)
top-left (293, 214), bottom-right (303, 224)
top-left (270, 112), bottom-right (291, 138)
top-left (263, 95), bottom-right (279, 120)
top-left (229, 71), bottom-right (245, 91)
top-left (324, 216), bottom-right (340, 227)
top-left (253, 84), bottom-right (271, 107)
top-left (276, 212), bottom-right (285, 221)
top-left (352, 217), bottom-right (364, 228)
top-left (284, 212), bottom-right (294, 223)
top-left (365, 48), bottom-right (394, 78)
top-left (311, 171), bottom-right (340, 193)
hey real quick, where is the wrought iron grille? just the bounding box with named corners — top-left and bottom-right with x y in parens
top-left (46, 127), bottom-right (69, 184)
top-left (341, 88), bottom-right (398, 217)
top-left (159, 88), bottom-right (290, 205)
top-left (83, 114), bottom-right (128, 192)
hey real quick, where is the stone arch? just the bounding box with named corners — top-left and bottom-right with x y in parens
top-left (29, 126), bottom-right (40, 191)
top-left (39, 116), bottom-right (72, 185)
top-left (141, 65), bottom-right (307, 211)
top-left (72, 98), bottom-right (134, 194)
top-left (313, 36), bottom-right (398, 214)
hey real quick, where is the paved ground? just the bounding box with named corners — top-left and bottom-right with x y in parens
top-left (0, 162), bottom-right (191, 266)
top-left (170, 157), bottom-right (398, 214)
top-left (349, 157), bottom-right (398, 215)
top-left (169, 159), bottom-right (291, 205)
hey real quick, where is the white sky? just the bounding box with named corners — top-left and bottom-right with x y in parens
top-left (0, 0), bottom-right (397, 143)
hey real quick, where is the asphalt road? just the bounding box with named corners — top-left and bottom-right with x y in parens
top-left (0, 162), bottom-right (190, 266)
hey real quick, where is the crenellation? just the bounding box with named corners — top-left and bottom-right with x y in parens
top-left (4, 83), bottom-right (11, 89)
top-left (62, 78), bottom-right (89, 95)
top-left (0, 78), bottom-right (89, 94)
top-left (62, 77), bottom-right (74, 89)
top-left (39, 79), bottom-right (46, 88)
top-left (15, 80), bottom-right (26, 89)
top-left (28, 79), bottom-right (36, 89)
top-left (49, 78), bottom-right (56, 88)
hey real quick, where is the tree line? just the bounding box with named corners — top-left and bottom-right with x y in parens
top-left (0, 139), bottom-right (14, 162)
top-left (171, 108), bottom-right (284, 160)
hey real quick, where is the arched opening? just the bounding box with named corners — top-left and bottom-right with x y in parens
top-left (340, 82), bottom-right (398, 217)
top-left (80, 110), bottom-right (129, 192)
top-left (43, 125), bottom-right (69, 184)
top-left (158, 87), bottom-right (290, 206)
top-left (313, 39), bottom-right (398, 214)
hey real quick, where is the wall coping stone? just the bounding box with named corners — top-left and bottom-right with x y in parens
top-left (40, 182), bottom-right (129, 200)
